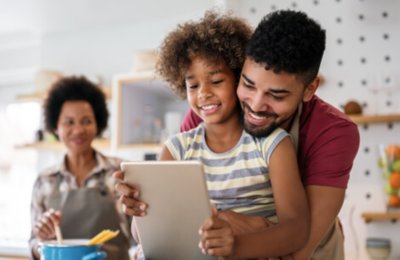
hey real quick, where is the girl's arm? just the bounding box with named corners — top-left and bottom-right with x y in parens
top-left (159, 145), bottom-right (175, 160)
top-left (200, 136), bottom-right (310, 258)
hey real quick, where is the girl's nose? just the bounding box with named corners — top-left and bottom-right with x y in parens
top-left (198, 84), bottom-right (212, 99)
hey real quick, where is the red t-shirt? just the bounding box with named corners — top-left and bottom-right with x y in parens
top-left (180, 95), bottom-right (360, 188)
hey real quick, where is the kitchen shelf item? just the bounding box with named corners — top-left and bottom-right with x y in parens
top-left (366, 237), bottom-right (391, 260)
top-left (361, 212), bottom-right (400, 223)
top-left (349, 114), bottom-right (400, 124)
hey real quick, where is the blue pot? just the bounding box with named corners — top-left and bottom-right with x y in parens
top-left (40, 239), bottom-right (107, 260)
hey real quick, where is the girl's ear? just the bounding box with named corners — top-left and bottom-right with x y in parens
top-left (303, 76), bottom-right (320, 102)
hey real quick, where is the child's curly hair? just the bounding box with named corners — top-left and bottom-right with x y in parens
top-left (156, 10), bottom-right (252, 99)
top-left (247, 10), bottom-right (326, 85)
top-left (43, 76), bottom-right (109, 137)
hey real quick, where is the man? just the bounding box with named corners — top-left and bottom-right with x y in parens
top-left (116, 10), bottom-right (359, 259)
top-left (182, 10), bottom-right (359, 259)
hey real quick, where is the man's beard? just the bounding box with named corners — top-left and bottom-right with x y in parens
top-left (241, 101), bottom-right (290, 138)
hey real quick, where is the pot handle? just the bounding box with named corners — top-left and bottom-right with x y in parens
top-left (82, 251), bottom-right (107, 260)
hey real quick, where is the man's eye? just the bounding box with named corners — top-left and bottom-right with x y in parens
top-left (271, 95), bottom-right (285, 101)
top-left (243, 82), bottom-right (254, 89)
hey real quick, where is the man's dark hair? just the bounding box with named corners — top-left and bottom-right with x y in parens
top-left (246, 10), bottom-right (326, 85)
top-left (43, 76), bottom-right (109, 137)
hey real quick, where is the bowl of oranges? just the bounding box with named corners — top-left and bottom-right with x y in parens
top-left (378, 144), bottom-right (400, 209)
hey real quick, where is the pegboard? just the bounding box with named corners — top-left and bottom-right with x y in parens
top-left (225, 1), bottom-right (400, 259)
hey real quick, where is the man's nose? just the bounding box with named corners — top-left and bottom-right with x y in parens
top-left (250, 92), bottom-right (268, 112)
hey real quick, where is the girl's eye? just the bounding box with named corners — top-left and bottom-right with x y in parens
top-left (187, 84), bottom-right (198, 89)
top-left (212, 80), bottom-right (223, 85)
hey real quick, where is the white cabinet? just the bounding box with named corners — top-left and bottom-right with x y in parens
top-left (111, 71), bottom-right (188, 151)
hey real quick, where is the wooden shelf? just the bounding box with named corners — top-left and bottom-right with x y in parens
top-left (349, 114), bottom-right (400, 124)
top-left (16, 139), bottom-right (111, 151)
top-left (361, 212), bottom-right (400, 223)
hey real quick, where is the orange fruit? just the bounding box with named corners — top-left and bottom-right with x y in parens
top-left (385, 144), bottom-right (400, 160)
top-left (389, 172), bottom-right (400, 189)
top-left (388, 195), bottom-right (400, 208)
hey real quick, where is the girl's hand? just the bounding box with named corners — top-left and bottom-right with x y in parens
top-left (113, 170), bottom-right (147, 217)
top-left (198, 208), bottom-right (235, 257)
top-left (33, 208), bottom-right (61, 241)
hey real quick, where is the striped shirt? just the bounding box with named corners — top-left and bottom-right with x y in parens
top-left (165, 123), bottom-right (289, 221)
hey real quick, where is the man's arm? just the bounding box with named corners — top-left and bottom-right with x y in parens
top-left (288, 185), bottom-right (345, 260)
top-left (287, 117), bottom-right (359, 259)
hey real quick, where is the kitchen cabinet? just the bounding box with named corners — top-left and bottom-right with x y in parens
top-left (111, 71), bottom-right (187, 150)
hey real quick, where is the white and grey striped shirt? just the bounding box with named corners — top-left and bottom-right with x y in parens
top-left (165, 123), bottom-right (289, 222)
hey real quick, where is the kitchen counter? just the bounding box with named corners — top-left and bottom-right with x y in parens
top-left (0, 240), bottom-right (29, 259)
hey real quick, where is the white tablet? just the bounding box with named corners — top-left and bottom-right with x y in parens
top-left (121, 161), bottom-right (215, 260)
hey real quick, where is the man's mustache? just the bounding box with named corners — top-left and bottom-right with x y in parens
top-left (241, 101), bottom-right (278, 118)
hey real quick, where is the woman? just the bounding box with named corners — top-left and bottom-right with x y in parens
top-left (29, 76), bottom-right (131, 260)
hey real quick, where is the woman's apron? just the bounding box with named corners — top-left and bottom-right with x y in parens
top-left (47, 172), bottom-right (131, 260)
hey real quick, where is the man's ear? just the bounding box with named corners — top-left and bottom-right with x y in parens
top-left (303, 76), bottom-right (320, 102)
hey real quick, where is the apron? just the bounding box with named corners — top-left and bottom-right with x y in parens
top-left (47, 171), bottom-right (131, 260)
top-left (289, 105), bottom-right (345, 260)
top-left (310, 219), bottom-right (344, 260)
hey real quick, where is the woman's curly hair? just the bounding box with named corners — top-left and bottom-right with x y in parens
top-left (247, 10), bottom-right (326, 85)
top-left (43, 76), bottom-right (109, 137)
top-left (156, 10), bottom-right (252, 99)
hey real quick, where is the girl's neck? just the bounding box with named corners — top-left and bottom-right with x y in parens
top-left (204, 114), bottom-right (243, 153)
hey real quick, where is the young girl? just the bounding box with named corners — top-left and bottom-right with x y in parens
top-left (154, 10), bottom-right (310, 258)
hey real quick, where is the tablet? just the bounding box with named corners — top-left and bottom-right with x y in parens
top-left (121, 161), bottom-right (215, 260)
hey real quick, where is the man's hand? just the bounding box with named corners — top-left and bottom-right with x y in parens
top-left (113, 170), bottom-right (147, 217)
top-left (218, 210), bottom-right (272, 235)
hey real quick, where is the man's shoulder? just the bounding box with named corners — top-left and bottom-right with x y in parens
top-left (301, 95), bottom-right (357, 130)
